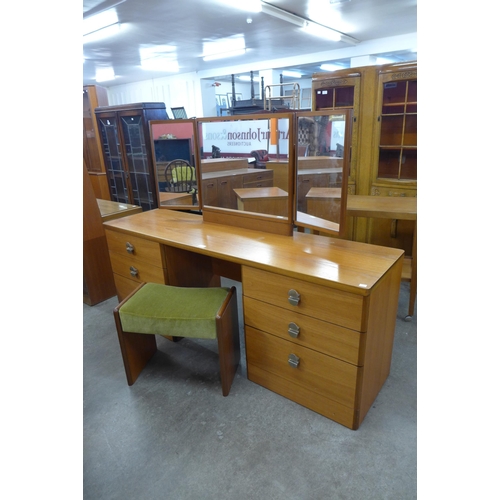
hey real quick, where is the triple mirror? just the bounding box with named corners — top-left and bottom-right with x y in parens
top-left (150, 109), bottom-right (351, 237)
top-left (294, 110), bottom-right (351, 236)
top-left (149, 119), bottom-right (200, 211)
top-left (197, 113), bottom-right (294, 235)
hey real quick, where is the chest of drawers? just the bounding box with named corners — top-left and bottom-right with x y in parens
top-left (242, 264), bottom-right (401, 430)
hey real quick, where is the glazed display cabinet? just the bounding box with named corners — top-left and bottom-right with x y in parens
top-left (375, 66), bottom-right (417, 185)
top-left (95, 102), bottom-right (168, 211)
top-left (312, 70), bottom-right (361, 194)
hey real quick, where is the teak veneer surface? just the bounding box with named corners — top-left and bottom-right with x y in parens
top-left (104, 209), bottom-right (403, 295)
top-left (347, 195), bottom-right (416, 220)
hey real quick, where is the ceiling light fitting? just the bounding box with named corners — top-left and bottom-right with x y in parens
top-left (259, 1), bottom-right (358, 45)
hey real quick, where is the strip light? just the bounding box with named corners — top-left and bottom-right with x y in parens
top-left (260, 1), bottom-right (358, 45)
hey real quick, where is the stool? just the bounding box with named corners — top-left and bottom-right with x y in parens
top-left (113, 283), bottom-right (240, 396)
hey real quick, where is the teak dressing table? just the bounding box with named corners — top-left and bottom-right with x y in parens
top-left (104, 209), bottom-right (404, 430)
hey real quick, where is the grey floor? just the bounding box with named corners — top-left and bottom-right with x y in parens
top-left (83, 280), bottom-right (417, 500)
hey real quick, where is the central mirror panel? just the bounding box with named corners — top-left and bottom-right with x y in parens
top-left (197, 113), bottom-right (295, 235)
top-left (294, 110), bottom-right (352, 237)
top-left (149, 119), bottom-right (200, 211)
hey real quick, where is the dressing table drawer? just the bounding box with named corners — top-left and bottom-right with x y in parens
top-left (105, 230), bottom-right (166, 268)
top-left (108, 251), bottom-right (167, 285)
top-left (246, 327), bottom-right (360, 409)
top-left (243, 296), bottom-right (364, 366)
top-left (105, 229), bottom-right (168, 301)
top-left (242, 267), bottom-right (365, 331)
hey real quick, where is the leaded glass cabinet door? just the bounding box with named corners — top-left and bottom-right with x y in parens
top-left (97, 114), bottom-right (131, 204)
top-left (120, 114), bottom-right (156, 211)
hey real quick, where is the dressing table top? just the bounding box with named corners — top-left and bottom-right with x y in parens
top-left (103, 209), bottom-right (404, 296)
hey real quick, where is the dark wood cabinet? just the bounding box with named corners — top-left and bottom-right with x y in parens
top-left (95, 102), bottom-right (168, 211)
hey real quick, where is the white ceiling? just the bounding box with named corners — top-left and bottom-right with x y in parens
top-left (83, 0), bottom-right (417, 87)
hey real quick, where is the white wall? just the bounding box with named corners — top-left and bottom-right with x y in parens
top-left (107, 72), bottom-right (203, 117)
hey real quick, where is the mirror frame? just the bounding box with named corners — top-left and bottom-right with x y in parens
top-left (149, 119), bottom-right (201, 212)
top-left (196, 112), bottom-right (296, 236)
top-left (293, 109), bottom-right (353, 238)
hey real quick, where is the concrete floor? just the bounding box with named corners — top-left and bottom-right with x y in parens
top-left (83, 280), bottom-right (417, 500)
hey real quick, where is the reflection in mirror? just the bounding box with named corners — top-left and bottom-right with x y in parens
top-left (149, 119), bottom-right (200, 210)
top-left (294, 110), bottom-right (351, 237)
top-left (197, 114), bottom-right (292, 220)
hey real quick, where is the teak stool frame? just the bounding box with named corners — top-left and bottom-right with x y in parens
top-left (113, 283), bottom-right (240, 396)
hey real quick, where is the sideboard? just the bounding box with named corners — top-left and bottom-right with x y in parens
top-left (103, 209), bottom-right (404, 430)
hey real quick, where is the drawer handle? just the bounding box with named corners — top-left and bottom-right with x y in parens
top-left (288, 353), bottom-right (300, 369)
top-left (288, 289), bottom-right (301, 306)
top-left (129, 266), bottom-right (139, 278)
top-left (288, 322), bottom-right (300, 338)
top-left (126, 242), bottom-right (135, 254)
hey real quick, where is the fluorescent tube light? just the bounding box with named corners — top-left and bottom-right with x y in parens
top-left (95, 66), bottom-right (115, 82)
top-left (83, 9), bottom-right (118, 36)
top-left (203, 35), bottom-right (246, 61)
top-left (259, 1), bottom-right (358, 45)
top-left (140, 45), bottom-right (179, 72)
top-left (260, 2), bottom-right (306, 27)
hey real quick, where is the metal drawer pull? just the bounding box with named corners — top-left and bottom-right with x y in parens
top-left (288, 289), bottom-right (301, 306)
top-left (129, 266), bottom-right (138, 278)
top-left (288, 322), bottom-right (300, 338)
top-left (126, 242), bottom-right (135, 254)
top-left (288, 353), bottom-right (300, 369)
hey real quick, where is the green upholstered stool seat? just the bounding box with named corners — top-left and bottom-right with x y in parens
top-left (113, 282), bottom-right (240, 396)
top-left (118, 283), bottom-right (231, 339)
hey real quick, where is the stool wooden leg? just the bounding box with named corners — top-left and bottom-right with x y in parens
top-left (216, 286), bottom-right (240, 396)
top-left (113, 309), bottom-right (157, 386)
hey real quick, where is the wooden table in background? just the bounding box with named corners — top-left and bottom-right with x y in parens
top-left (306, 187), bottom-right (341, 223)
top-left (234, 187), bottom-right (288, 217)
top-left (97, 199), bottom-right (142, 221)
top-left (347, 195), bottom-right (417, 321)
